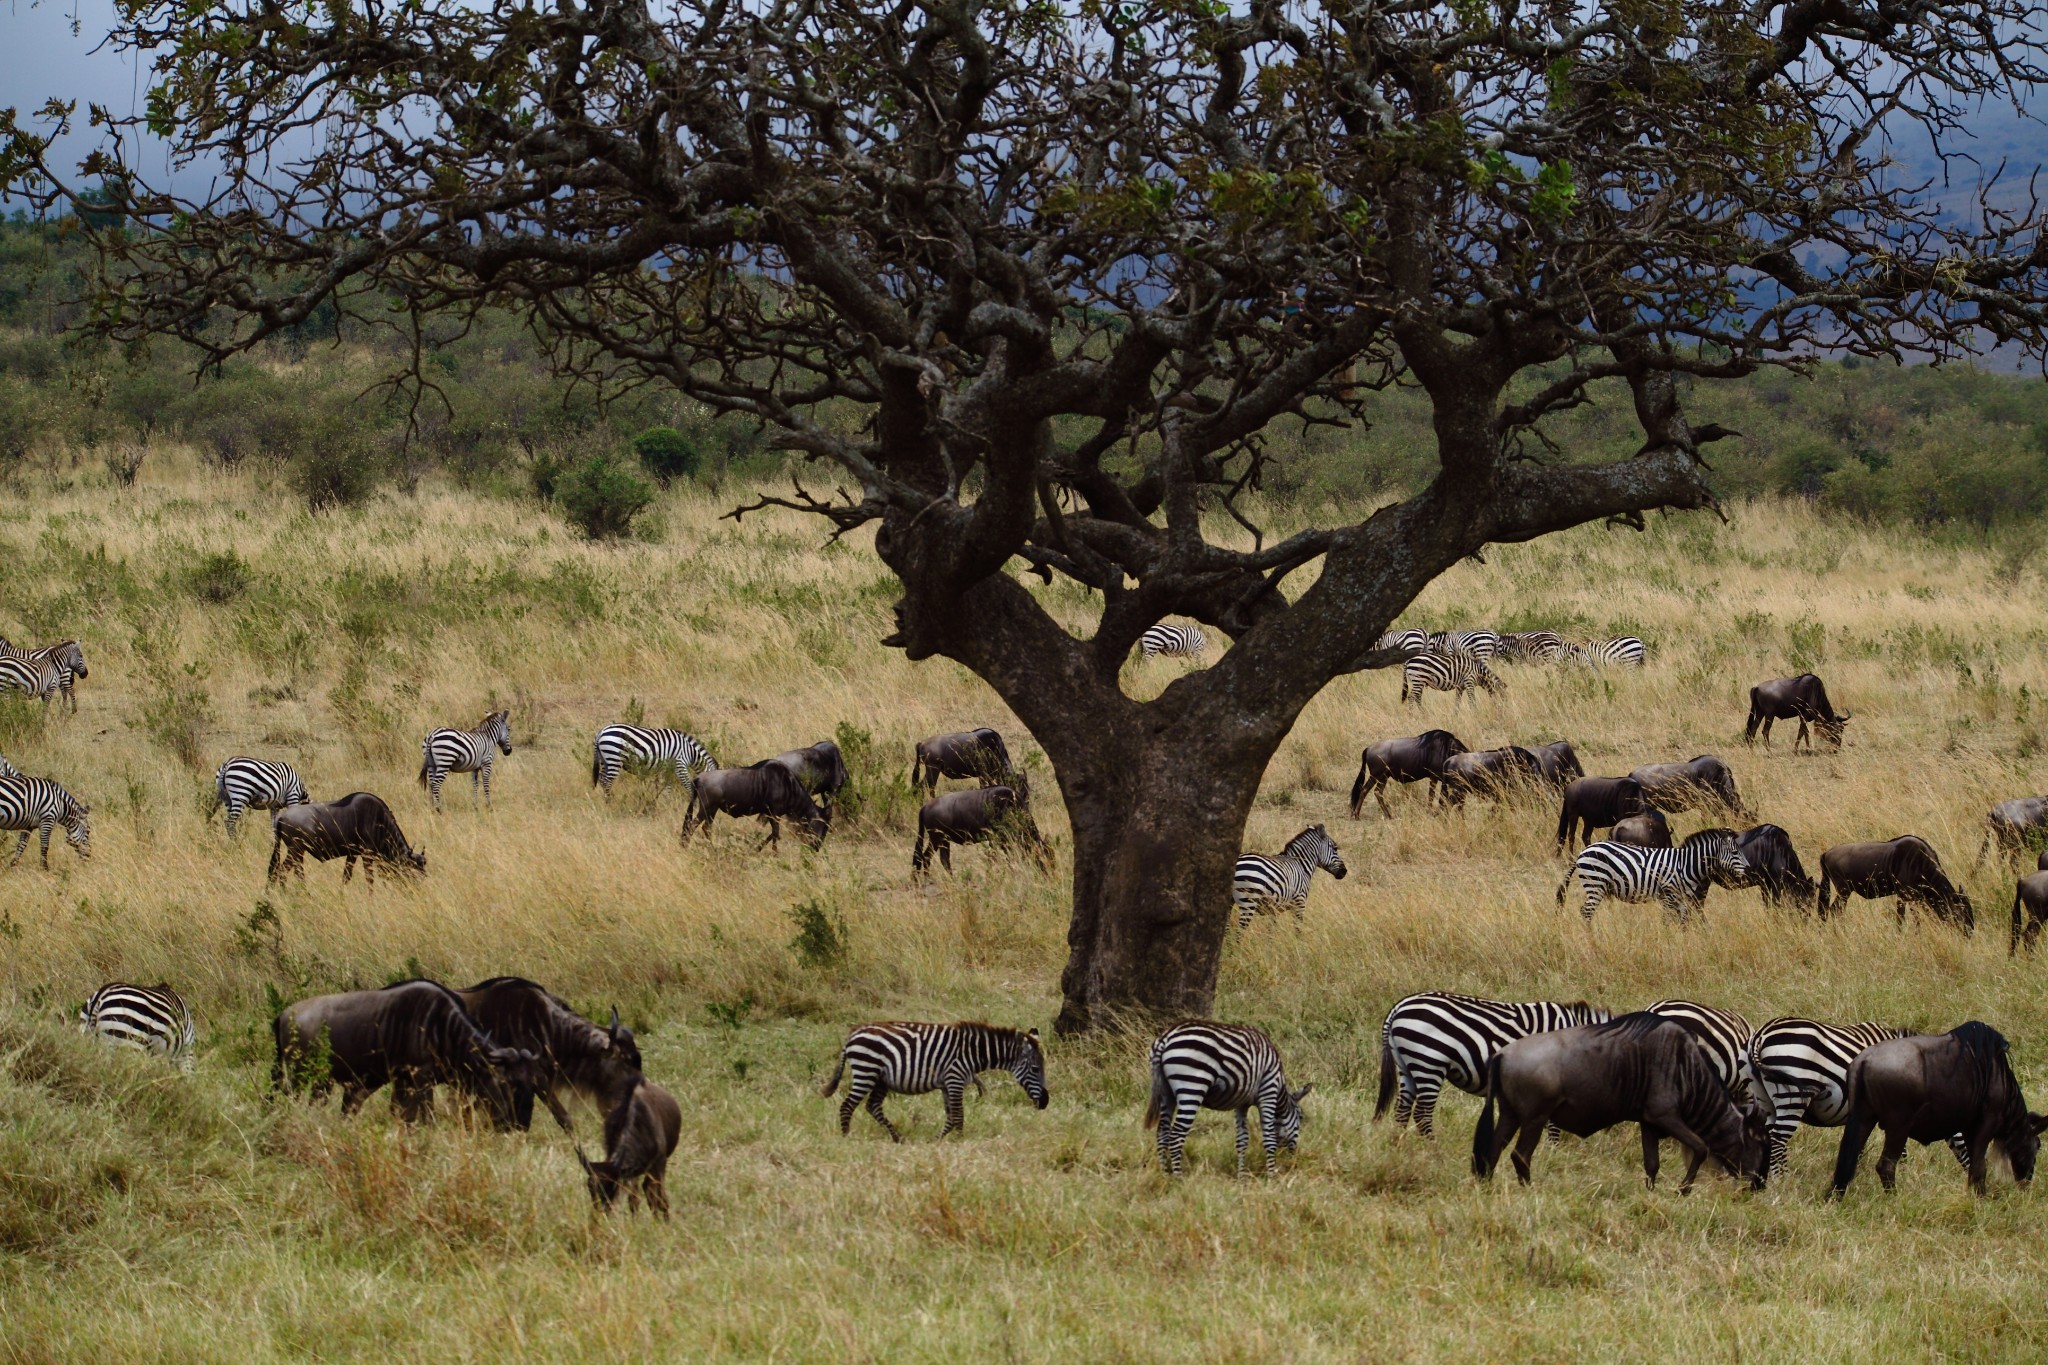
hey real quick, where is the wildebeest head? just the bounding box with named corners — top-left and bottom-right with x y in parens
top-left (481, 1043), bottom-right (541, 1131)
top-left (605, 1005), bottom-right (643, 1073)
top-left (1276, 1082), bottom-right (1314, 1153)
top-left (577, 1145), bottom-right (625, 1210)
top-left (1737, 1097), bottom-right (1772, 1188)
top-left (401, 845), bottom-right (427, 875)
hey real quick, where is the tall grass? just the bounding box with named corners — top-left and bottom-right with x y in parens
top-left (3, 451), bottom-right (2047, 1359)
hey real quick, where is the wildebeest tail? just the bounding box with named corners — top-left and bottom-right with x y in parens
top-left (1374, 1038), bottom-right (1397, 1120)
top-left (1472, 1054), bottom-right (1502, 1177)
top-left (2014, 884), bottom-right (2027, 956)
top-left (1831, 1066), bottom-right (1871, 1194)
top-left (1349, 755), bottom-right (1369, 817)
top-left (1143, 1059), bottom-right (1168, 1130)
top-left (986, 730), bottom-right (1012, 777)
top-left (820, 1053), bottom-right (847, 1097)
top-left (266, 830), bottom-right (284, 881)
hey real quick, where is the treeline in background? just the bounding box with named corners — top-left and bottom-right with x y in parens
top-left (5, 215), bottom-right (2046, 542)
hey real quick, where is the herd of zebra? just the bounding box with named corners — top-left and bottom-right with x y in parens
top-left (1376, 627), bottom-right (1647, 706)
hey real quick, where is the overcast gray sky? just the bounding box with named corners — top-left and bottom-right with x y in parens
top-left (2, 0), bottom-right (192, 197)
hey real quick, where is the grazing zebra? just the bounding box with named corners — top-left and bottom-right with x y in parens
top-left (210, 757), bottom-right (310, 837)
top-left (0, 637), bottom-right (88, 711)
top-left (592, 724), bottom-right (718, 800)
top-left (1232, 824), bottom-right (1347, 927)
top-left (1400, 648), bottom-right (1504, 705)
top-left (1556, 828), bottom-right (1748, 922)
top-left (0, 774), bottom-right (91, 867)
top-left (1376, 628), bottom-right (1428, 654)
top-left (1643, 999), bottom-right (1756, 1100)
top-left (1144, 1020), bottom-right (1311, 1176)
top-left (0, 651), bottom-right (62, 705)
top-left (821, 1021), bottom-right (1048, 1140)
top-left (1375, 992), bottom-right (1611, 1138)
top-left (1498, 630), bottom-right (1568, 663)
top-left (1139, 623), bottom-right (1209, 660)
top-left (1569, 636), bottom-right (1647, 667)
top-left (1747, 1018), bottom-right (1968, 1182)
top-left (420, 710), bottom-right (513, 812)
top-left (1426, 629), bottom-right (1501, 663)
top-left (79, 983), bottom-right (196, 1072)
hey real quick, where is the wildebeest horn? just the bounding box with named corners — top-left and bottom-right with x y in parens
top-left (609, 1005), bottom-right (621, 1038)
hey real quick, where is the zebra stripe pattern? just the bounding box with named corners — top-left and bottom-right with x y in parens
top-left (420, 710), bottom-right (512, 812)
top-left (1746, 1017), bottom-right (1968, 1181)
top-left (0, 636), bottom-right (86, 710)
top-left (0, 774), bottom-right (91, 867)
top-left (0, 652), bottom-right (62, 704)
top-left (821, 1021), bottom-right (1048, 1140)
top-left (1426, 629), bottom-right (1501, 663)
top-left (1144, 1020), bottom-right (1310, 1176)
top-left (211, 757), bottom-right (310, 836)
top-left (1569, 636), bottom-right (1647, 667)
top-left (79, 983), bottom-right (195, 1071)
top-left (1400, 648), bottom-right (1503, 705)
top-left (1376, 992), bottom-right (1611, 1138)
top-left (0, 750), bottom-right (16, 779)
top-left (592, 724), bottom-right (718, 799)
top-left (1139, 623), bottom-right (1209, 659)
top-left (1232, 824), bottom-right (1346, 927)
top-left (1556, 829), bottom-right (1748, 922)
top-left (1376, 628), bottom-right (1428, 654)
top-left (1497, 630), bottom-right (1568, 662)
top-left (1643, 999), bottom-right (1755, 1100)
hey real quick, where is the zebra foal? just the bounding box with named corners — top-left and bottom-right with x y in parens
top-left (592, 724), bottom-right (717, 800)
top-left (211, 757), bottom-right (310, 836)
top-left (80, 983), bottom-right (196, 1072)
top-left (420, 709), bottom-right (513, 812)
top-left (1232, 824), bottom-right (1346, 927)
top-left (1145, 1020), bottom-right (1311, 1176)
top-left (0, 774), bottom-right (91, 868)
top-left (1400, 649), bottom-right (1504, 706)
top-left (1376, 992), bottom-right (1611, 1138)
top-left (1556, 829), bottom-right (1747, 922)
top-left (1139, 623), bottom-right (1209, 660)
top-left (821, 1021), bottom-right (1049, 1140)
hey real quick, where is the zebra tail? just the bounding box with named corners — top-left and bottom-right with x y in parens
top-left (591, 740), bottom-right (602, 787)
top-left (1143, 1059), bottom-right (1168, 1129)
top-left (1373, 1039), bottom-right (1396, 1120)
top-left (1472, 1054), bottom-right (1502, 1178)
top-left (820, 1054), bottom-right (847, 1097)
top-left (417, 743), bottom-right (432, 789)
top-left (207, 771), bottom-right (226, 821)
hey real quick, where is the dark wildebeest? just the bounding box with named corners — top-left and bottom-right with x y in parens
top-left (2011, 873), bottom-right (2048, 956)
top-left (1976, 796), bottom-right (2048, 870)
top-left (913, 785), bottom-right (1052, 875)
top-left (1472, 1013), bottom-right (1768, 1190)
top-left (1347, 730), bottom-right (1468, 818)
top-left (453, 978), bottom-right (643, 1132)
top-left (769, 740), bottom-right (852, 815)
top-left (1526, 740), bottom-right (1584, 790)
top-left (1438, 747), bottom-right (1541, 808)
top-left (1629, 755), bottom-right (1746, 817)
top-left (271, 980), bottom-right (538, 1129)
top-left (1832, 1022), bottom-right (2048, 1197)
top-left (578, 1078), bottom-right (682, 1218)
top-left (1608, 810), bottom-right (1673, 848)
top-left (911, 727), bottom-right (1015, 793)
top-left (1745, 674), bottom-right (1851, 752)
top-left (1555, 776), bottom-right (1651, 853)
top-left (1733, 823), bottom-right (1816, 907)
top-left (267, 792), bottom-right (425, 886)
top-left (1817, 836), bottom-right (1974, 932)
top-left (682, 761), bottom-right (830, 850)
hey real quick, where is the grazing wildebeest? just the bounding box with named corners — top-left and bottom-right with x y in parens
top-left (769, 740), bottom-right (852, 814)
top-left (1817, 836), bottom-right (1974, 932)
top-left (1976, 796), bottom-right (2048, 869)
top-left (271, 980), bottom-right (539, 1129)
top-left (453, 978), bottom-right (643, 1132)
top-left (1832, 1022), bottom-right (2048, 1197)
top-left (682, 761), bottom-right (830, 850)
top-left (1733, 823), bottom-right (1816, 907)
top-left (1438, 747), bottom-right (1541, 808)
top-left (911, 728), bottom-right (1015, 792)
top-left (1348, 730), bottom-right (1468, 818)
top-left (2011, 873), bottom-right (2048, 956)
top-left (912, 785), bottom-right (1051, 874)
top-left (1554, 776), bottom-right (1650, 852)
top-left (1629, 755), bottom-right (1746, 817)
top-left (578, 1078), bottom-right (682, 1218)
top-left (1525, 740), bottom-right (1584, 789)
top-left (268, 792), bottom-right (425, 886)
top-left (1608, 810), bottom-right (1672, 848)
top-left (1472, 1013), bottom-right (1767, 1190)
top-left (1745, 674), bottom-right (1851, 752)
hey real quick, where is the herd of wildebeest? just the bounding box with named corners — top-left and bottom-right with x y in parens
top-left (10, 618), bottom-right (2048, 1207)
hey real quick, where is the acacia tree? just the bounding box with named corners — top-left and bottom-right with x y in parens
top-left (6, 0), bottom-right (2045, 1031)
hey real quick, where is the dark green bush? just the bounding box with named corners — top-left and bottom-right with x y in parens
top-left (557, 452), bottom-right (654, 539)
top-left (633, 426), bottom-right (702, 486)
top-left (187, 551), bottom-right (252, 605)
top-left (290, 427), bottom-right (386, 512)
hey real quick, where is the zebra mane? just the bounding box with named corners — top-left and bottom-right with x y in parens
top-left (1681, 827), bottom-right (1738, 848)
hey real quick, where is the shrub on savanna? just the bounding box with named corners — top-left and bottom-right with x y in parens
top-left (633, 426), bottom-right (702, 487)
top-left (556, 451), bottom-right (654, 540)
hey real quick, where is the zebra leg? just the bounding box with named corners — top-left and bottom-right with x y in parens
top-left (1259, 1095), bottom-right (1281, 1174)
top-left (940, 1081), bottom-right (966, 1138)
top-left (1946, 1133), bottom-right (1971, 1168)
top-left (1234, 1107), bottom-right (1252, 1177)
top-left (838, 1085), bottom-right (862, 1136)
top-left (1580, 885), bottom-right (1604, 923)
top-left (39, 817), bottom-right (53, 869)
top-left (1169, 1101), bottom-right (1200, 1176)
top-left (1156, 1099), bottom-right (1177, 1175)
top-left (428, 771), bottom-right (445, 813)
top-left (865, 1088), bottom-right (902, 1142)
top-left (1410, 1077), bottom-right (1443, 1139)
top-left (224, 799), bottom-right (243, 838)
top-left (1545, 1121), bottom-right (1565, 1145)
top-left (473, 767), bottom-right (484, 808)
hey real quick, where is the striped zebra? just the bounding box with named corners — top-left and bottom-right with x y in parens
top-left (1498, 630), bottom-right (1567, 663)
top-left (1426, 629), bottom-right (1501, 663)
top-left (592, 724), bottom-right (718, 800)
top-left (1400, 648), bottom-right (1504, 705)
top-left (0, 774), bottom-right (91, 867)
top-left (1747, 1018), bottom-right (1968, 1182)
top-left (820, 1021), bottom-right (1049, 1140)
top-left (0, 651), bottom-right (62, 705)
top-left (420, 710), bottom-right (513, 812)
top-left (1232, 824), bottom-right (1346, 927)
top-left (1144, 1020), bottom-right (1311, 1176)
top-left (1644, 999), bottom-right (1755, 1100)
top-left (210, 757), bottom-right (310, 837)
top-left (1556, 828), bottom-right (1748, 922)
top-left (79, 983), bottom-right (196, 1072)
top-left (0, 750), bottom-right (16, 779)
top-left (1568, 636), bottom-right (1647, 667)
top-left (0, 637), bottom-right (87, 710)
top-left (1375, 992), bottom-right (1611, 1138)
top-left (1376, 628), bottom-right (1428, 655)
top-left (1139, 623), bottom-right (1209, 660)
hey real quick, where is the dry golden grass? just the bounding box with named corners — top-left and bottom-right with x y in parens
top-left (3, 451), bottom-right (2048, 1361)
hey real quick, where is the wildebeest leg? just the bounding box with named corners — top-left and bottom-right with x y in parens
top-left (1874, 1125), bottom-right (1910, 1191)
top-left (1639, 1126), bottom-right (1662, 1187)
top-left (1234, 1106), bottom-right (1252, 1176)
top-left (645, 1174), bottom-right (670, 1220)
top-left (938, 838), bottom-right (953, 874)
top-left (1648, 1112), bottom-right (1717, 1191)
top-left (1963, 1130), bottom-right (1991, 1193)
top-left (340, 1082), bottom-right (370, 1115)
top-left (756, 818), bottom-right (779, 851)
top-left (1376, 779), bottom-right (1394, 818)
top-left (1794, 717), bottom-right (1809, 753)
top-left (865, 1089), bottom-right (901, 1143)
top-left (1509, 1113), bottom-right (1545, 1184)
